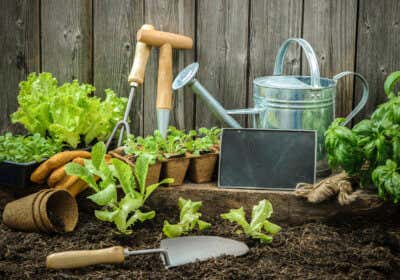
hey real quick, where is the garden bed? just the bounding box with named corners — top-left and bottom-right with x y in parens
top-left (0, 189), bottom-right (399, 279)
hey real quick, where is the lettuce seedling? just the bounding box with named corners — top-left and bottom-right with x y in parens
top-left (124, 134), bottom-right (164, 164)
top-left (163, 197), bottom-right (211, 238)
top-left (154, 127), bottom-right (188, 158)
top-left (66, 142), bottom-right (173, 234)
top-left (0, 133), bottom-right (62, 163)
top-left (221, 199), bottom-right (281, 243)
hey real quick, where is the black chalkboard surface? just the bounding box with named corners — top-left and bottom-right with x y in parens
top-left (218, 129), bottom-right (316, 190)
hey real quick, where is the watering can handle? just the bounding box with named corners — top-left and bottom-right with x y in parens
top-left (273, 38), bottom-right (321, 88)
top-left (333, 71), bottom-right (369, 126)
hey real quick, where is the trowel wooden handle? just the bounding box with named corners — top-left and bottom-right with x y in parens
top-left (128, 24), bottom-right (155, 85)
top-left (46, 246), bottom-right (125, 269)
top-left (137, 29), bottom-right (193, 49)
top-left (157, 43), bottom-right (173, 110)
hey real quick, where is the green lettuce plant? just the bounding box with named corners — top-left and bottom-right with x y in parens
top-left (0, 133), bottom-right (62, 163)
top-left (221, 199), bottom-right (281, 243)
top-left (124, 134), bottom-right (164, 164)
top-left (325, 71), bottom-right (400, 203)
top-left (163, 197), bottom-right (211, 238)
top-left (11, 72), bottom-right (127, 148)
top-left (65, 142), bottom-right (172, 234)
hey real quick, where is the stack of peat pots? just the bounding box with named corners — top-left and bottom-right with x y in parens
top-left (2, 189), bottom-right (78, 233)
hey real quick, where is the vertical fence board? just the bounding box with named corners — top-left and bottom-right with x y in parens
top-left (355, 0), bottom-right (400, 121)
top-left (143, 0), bottom-right (195, 135)
top-left (248, 0), bottom-right (303, 113)
top-left (195, 0), bottom-right (249, 128)
top-left (0, 0), bottom-right (40, 133)
top-left (41, 0), bottom-right (92, 83)
top-left (302, 0), bottom-right (357, 118)
top-left (93, 0), bottom-right (144, 136)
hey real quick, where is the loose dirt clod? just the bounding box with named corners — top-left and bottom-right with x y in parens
top-left (0, 203), bottom-right (399, 279)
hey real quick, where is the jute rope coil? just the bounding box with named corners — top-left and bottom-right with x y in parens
top-left (295, 172), bottom-right (362, 206)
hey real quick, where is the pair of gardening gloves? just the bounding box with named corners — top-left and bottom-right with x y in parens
top-left (30, 150), bottom-right (109, 197)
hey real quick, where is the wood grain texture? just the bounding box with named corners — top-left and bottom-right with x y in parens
top-left (146, 183), bottom-right (390, 225)
top-left (0, 0), bottom-right (40, 133)
top-left (93, 0), bottom-right (144, 136)
top-left (248, 0), bottom-right (303, 118)
top-left (195, 0), bottom-right (249, 128)
top-left (355, 0), bottom-right (400, 121)
top-left (143, 0), bottom-right (195, 135)
top-left (303, 0), bottom-right (357, 118)
top-left (41, 0), bottom-right (92, 83)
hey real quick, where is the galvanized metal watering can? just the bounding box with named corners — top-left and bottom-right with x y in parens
top-left (173, 38), bottom-right (369, 173)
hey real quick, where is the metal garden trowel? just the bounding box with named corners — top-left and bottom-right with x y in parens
top-left (46, 236), bottom-right (249, 269)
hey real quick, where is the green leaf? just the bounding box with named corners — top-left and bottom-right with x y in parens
top-left (111, 158), bottom-right (135, 195)
top-left (87, 183), bottom-right (117, 206)
top-left (198, 220), bottom-right (211, 230)
top-left (135, 155), bottom-right (150, 194)
top-left (92, 142), bottom-right (106, 169)
top-left (384, 71), bottom-right (400, 98)
top-left (221, 207), bottom-right (249, 230)
top-left (263, 220), bottom-right (282, 235)
top-left (126, 210), bottom-right (155, 228)
top-left (163, 221), bottom-right (185, 238)
top-left (119, 195), bottom-right (142, 215)
top-left (250, 199), bottom-right (273, 230)
top-left (95, 209), bottom-right (118, 222)
top-left (65, 162), bottom-right (98, 191)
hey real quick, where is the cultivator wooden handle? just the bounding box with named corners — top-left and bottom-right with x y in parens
top-left (127, 24), bottom-right (155, 85)
top-left (46, 246), bottom-right (125, 269)
top-left (137, 29), bottom-right (193, 49)
top-left (157, 43), bottom-right (173, 110)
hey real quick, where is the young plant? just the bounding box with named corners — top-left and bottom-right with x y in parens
top-left (221, 199), bottom-right (281, 243)
top-left (0, 133), bottom-right (62, 163)
top-left (185, 127), bottom-right (221, 156)
top-left (325, 71), bottom-right (400, 203)
top-left (163, 197), bottom-right (211, 238)
top-left (65, 142), bottom-right (173, 234)
top-left (124, 134), bottom-right (163, 164)
top-left (154, 127), bottom-right (187, 158)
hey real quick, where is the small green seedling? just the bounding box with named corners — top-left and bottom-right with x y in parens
top-left (221, 199), bottom-right (281, 243)
top-left (66, 142), bottom-right (173, 234)
top-left (163, 197), bottom-right (211, 238)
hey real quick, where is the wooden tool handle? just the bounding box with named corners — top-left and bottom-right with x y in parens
top-left (137, 29), bottom-right (193, 49)
top-left (128, 24), bottom-right (155, 85)
top-left (46, 246), bottom-right (125, 269)
top-left (157, 43), bottom-right (173, 110)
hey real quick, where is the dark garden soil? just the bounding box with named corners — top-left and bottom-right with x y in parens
top-left (0, 195), bottom-right (399, 280)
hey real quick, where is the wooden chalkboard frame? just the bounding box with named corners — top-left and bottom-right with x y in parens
top-left (218, 128), bottom-right (317, 191)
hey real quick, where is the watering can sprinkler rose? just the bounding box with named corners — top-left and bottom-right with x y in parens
top-left (172, 38), bottom-right (369, 174)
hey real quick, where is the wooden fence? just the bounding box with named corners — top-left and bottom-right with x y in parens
top-left (1, 0), bottom-right (400, 136)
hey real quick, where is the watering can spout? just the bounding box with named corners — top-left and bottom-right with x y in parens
top-left (172, 63), bottom-right (242, 128)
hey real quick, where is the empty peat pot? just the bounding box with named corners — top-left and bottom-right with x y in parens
top-left (2, 189), bottom-right (78, 233)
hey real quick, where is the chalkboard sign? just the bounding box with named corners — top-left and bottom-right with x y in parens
top-left (218, 129), bottom-right (316, 190)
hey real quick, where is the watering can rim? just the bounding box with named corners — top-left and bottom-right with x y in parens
top-left (253, 75), bottom-right (337, 91)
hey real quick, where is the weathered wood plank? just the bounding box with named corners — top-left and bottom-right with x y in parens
top-left (248, 0), bottom-right (303, 124)
top-left (93, 0), bottom-right (144, 136)
top-left (143, 0), bottom-right (195, 135)
top-left (0, 0), bottom-right (40, 133)
top-left (41, 0), bottom-right (92, 83)
top-left (302, 0), bottom-right (357, 118)
top-left (195, 0), bottom-right (249, 128)
top-left (355, 0), bottom-right (400, 121)
top-left (146, 183), bottom-right (390, 225)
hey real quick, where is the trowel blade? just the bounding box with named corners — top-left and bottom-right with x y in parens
top-left (160, 236), bottom-right (249, 268)
top-left (157, 108), bottom-right (170, 138)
